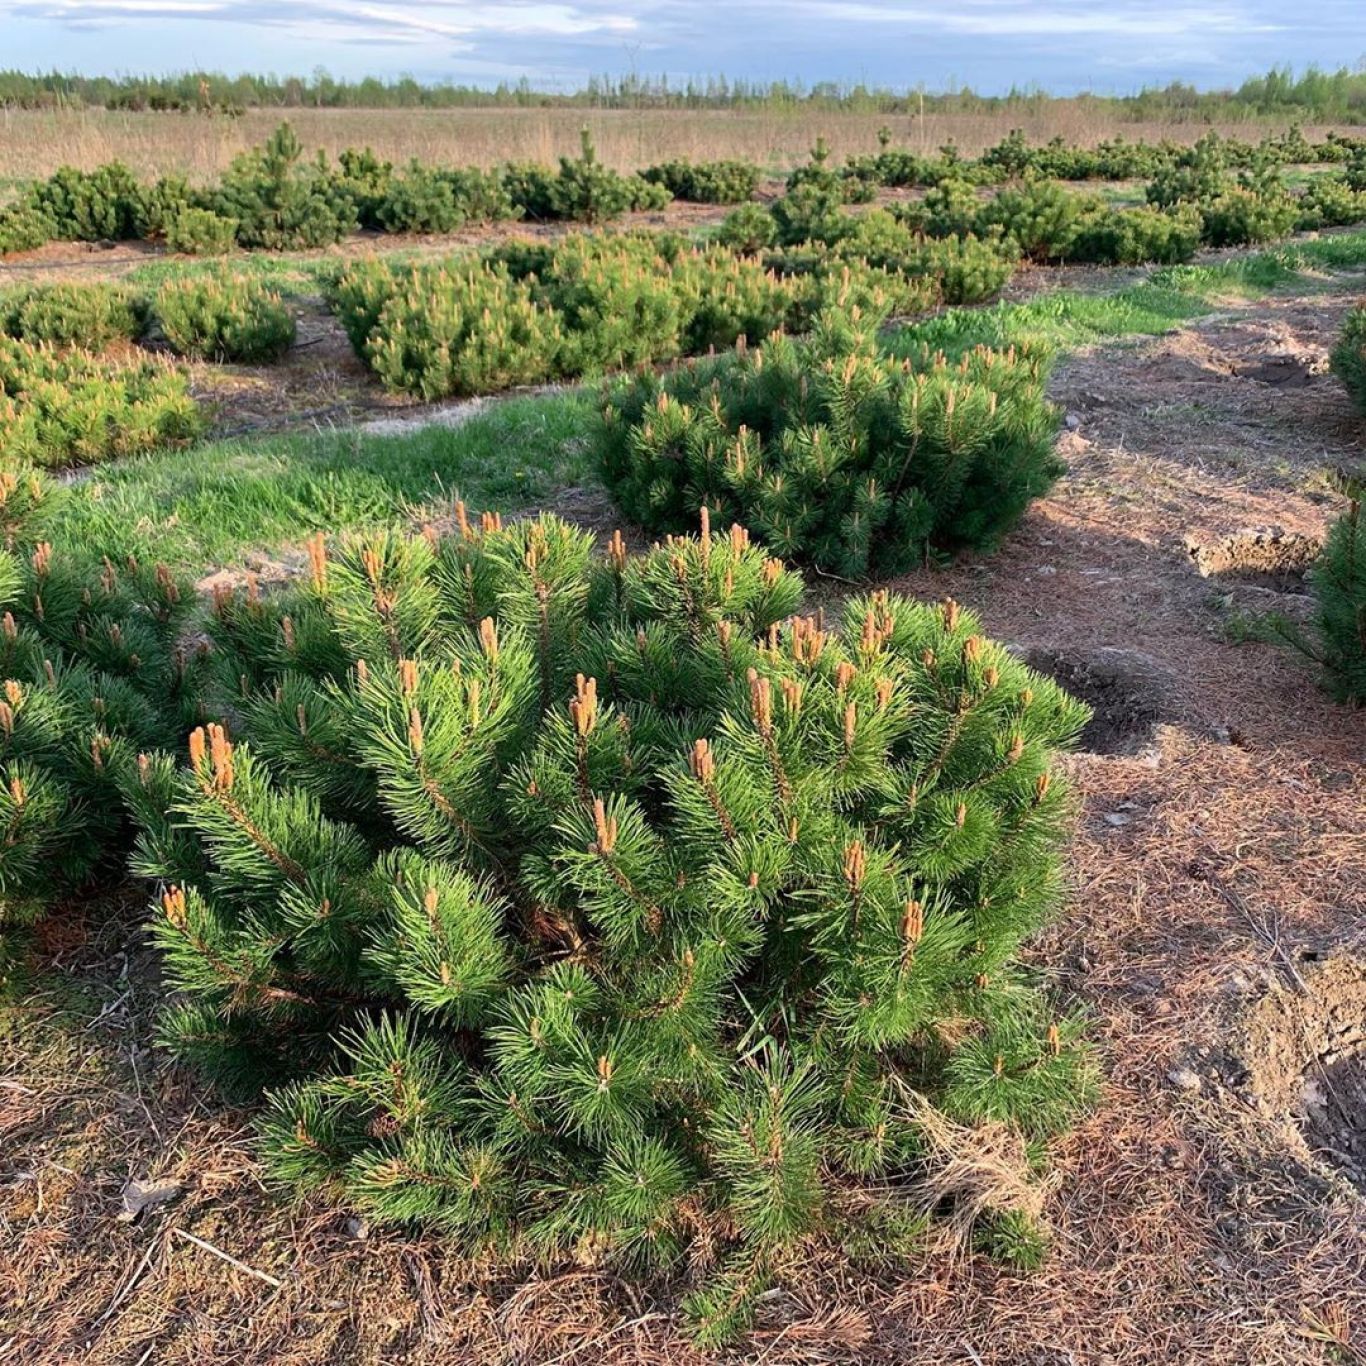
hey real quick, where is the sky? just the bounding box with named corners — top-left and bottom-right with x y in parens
top-left (0, 0), bottom-right (1363, 95)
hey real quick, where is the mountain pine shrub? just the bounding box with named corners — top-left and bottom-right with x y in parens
top-left (641, 159), bottom-right (761, 204)
top-left (0, 203), bottom-right (54, 257)
top-left (1331, 304), bottom-right (1366, 413)
top-left (375, 163), bottom-right (517, 235)
top-left (714, 202), bottom-right (779, 255)
top-left (155, 274), bottom-right (296, 364)
top-left (165, 207), bottom-right (240, 255)
top-left (597, 304), bottom-right (1061, 577)
top-left (0, 338), bottom-right (202, 468)
top-left (136, 510), bottom-right (1093, 1338)
top-left (1066, 205), bottom-right (1202, 266)
top-left (1257, 476), bottom-right (1366, 704)
top-left (0, 283), bottom-right (149, 350)
top-left (209, 122), bottom-right (358, 250)
top-left (0, 470), bottom-right (201, 958)
top-left (27, 161), bottom-right (146, 242)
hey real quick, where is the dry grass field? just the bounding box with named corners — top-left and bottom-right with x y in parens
top-left (0, 103), bottom-right (1348, 182)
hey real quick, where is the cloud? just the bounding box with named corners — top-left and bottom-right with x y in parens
top-left (776, 0), bottom-right (1281, 39)
top-left (8, 0), bottom-right (639, 46)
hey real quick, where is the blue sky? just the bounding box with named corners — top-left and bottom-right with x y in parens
top-left (1, 1), bottom-right (1362, 95)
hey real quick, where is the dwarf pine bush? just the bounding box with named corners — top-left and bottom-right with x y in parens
top-left (209, 122), bottom-right (357, 251)
top-left (715, 202), bottom-right (779, 255)
top-left (165, 207), bottom-right (239, 255)
top-left (155, 274), bottom-right (296, 364)
top-left (1332, 305), bottom-right (1366, 413)
top-left (0, 338), bottom-right (202, 468)
top-left (0, 470), bottom-right (201, 957)
top-left (0, 204), bottom-right (55, 257)
top-left (1312, 485), bottom-right (1366, 703)
top-left (27, 161), bottom-right (146, 242)
top-left (135, 511), bottom-right (1093, 1339)
top-left (0, 283), bottom-right (149, 351)
top-left (641, 159), bottom-right (761, 204)
top-left (597, 304), bottom-right (1061, 578)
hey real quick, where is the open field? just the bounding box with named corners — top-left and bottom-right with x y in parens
top-left (3, 243), bottom-right (1365, 1364)
top-left (0, 104), bottom-right (1354, 182)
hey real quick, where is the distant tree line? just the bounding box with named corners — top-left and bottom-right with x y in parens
top-left (1, 66), bottom-right (1366, 122)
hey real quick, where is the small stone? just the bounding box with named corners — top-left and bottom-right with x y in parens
top-left (345, 1216), bottom-right (369, 1240)
top-left (1104, 811), bottom-right (1132, 828)
top-left (1064, 412), bottom-right (1082, 431)
top-left (118, 1178), bottom-right (182, 1222)
top-left (1037, 565), bottom-right (1057, 577)
top-left (1168, 1066), bottom-right (1202, 1092)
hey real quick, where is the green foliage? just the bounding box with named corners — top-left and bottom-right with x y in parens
top-left (1331, 304), bottom-right (1366, 414)
top-left (27, 161), bottom-right (145, 242)
top-left (641, 159), bottom-right (760, 204)
top-left (0, 469), bottom-right (200, 952)
top-left (345, 259), bottom-right (564, 400)
top-left (0, 203), bottom-right (54, 257)
top-left (1067, 205), bottom-right (1202, 266)
top-left (597, 303), bottom-right (1062, 577)
top-left (714, 202), bottom-right (779, 255)
top-left (1312, 485), bottom-right (1366, 703)
top-left (509, 128), bottom-right (671, 225)
top-left (976, 180), bottom-right (1086, 263)
top-left (375, 163), bottom-right (517, 234)
top-left (0, 338), bottom-right (202, 469)
top-left (165, 207), bottom-right (239, 256)
top-left (972, 1208), bottom-right (1049, 1270)
top-left (327, 238), bottom-right (812, 399)
top-left (155, 274), bottom-right (296, 364)
top-left (0, 283), bottom-right (148, 350)
top-left (770, 180), bottom-right (851, 246)
top-left (136, 511), bottom-right (1092, 1338)
top-left (209, 122), bottom-right (358, 250)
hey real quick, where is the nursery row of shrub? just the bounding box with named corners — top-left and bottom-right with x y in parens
top-left (1, 275), bottom-right (296, 365)
top-left (7, 119), bottom-right (1363, 261)
top-left (0, 124), bottom-right (679, 257)
top-left (830, 126), bottom-right (1366, 197)
top-left (324, 229), bottom-right (1019, 400)
top-left (730, 141), bottom-right (1366, 270)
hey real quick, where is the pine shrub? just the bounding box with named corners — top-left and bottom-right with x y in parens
top-left (597, 304), bottom-right (1061, 577)
top-left (1312, 486), bottom-right (1366, 702)
top-left (358, 261), bottom-right (564, 400)
top-left (155, 274), bottom-right (296, 364)
top-left (209, 122), bottom-right (358, 251)
top-left (641, 159), bottom-right (760, 204)
top-left (0, 338), bottom-right (202, 468)
top-left (976, 181), bottom-right (1085, 263)
top-left (137, 510), bottom-right (1093, 1337)
top-left (27, 161), bottom-right (145, 242)
top-left (376, 163), bottom-right (516, 235)
top-left (0, 204), bottom-right (54, 257)
top-left (165, 207), bottom-right (240, 255)
top-left (1066, 205), bottom-right (1202, 266)
top-left (0, 470), bottom-right (201, 954)
top-left (714, 202), bottom-right (779, 255)
top-left (0, 283), bottom-right (149, 350)
top-left (1331, 304), bottom-right (1366, 414)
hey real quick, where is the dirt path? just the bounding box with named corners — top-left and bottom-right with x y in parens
top-left (2, 286), bottom-right (1366, 1366)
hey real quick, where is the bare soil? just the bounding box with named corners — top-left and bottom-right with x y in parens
top-left (3, 282), bottom-right (1366, 1366)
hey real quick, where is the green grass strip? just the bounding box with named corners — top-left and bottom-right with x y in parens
top-left (62, 393), bottom-right (593, 570)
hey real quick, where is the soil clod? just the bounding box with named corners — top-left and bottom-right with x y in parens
top-left (1024, 646), bottom-right (1171, 755)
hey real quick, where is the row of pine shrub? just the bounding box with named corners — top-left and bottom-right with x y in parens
top-left (6, 122), bottom-right (1364, 260)
top-left (324, 233), bottom-right (988, 400)
top-left (2, 275), bottom-right (295, 366)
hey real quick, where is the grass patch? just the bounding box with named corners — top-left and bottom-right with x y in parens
top-left (63, 392), bottom-right (593, 569)
top-left (888, 229), bottom-right (1366, 360)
